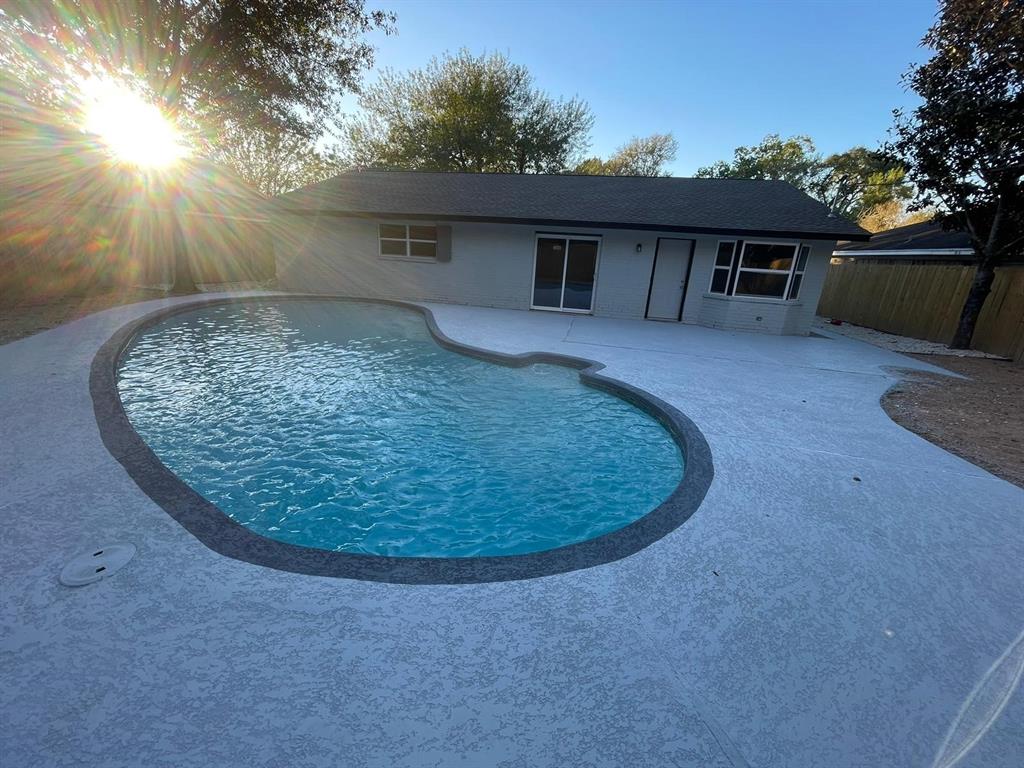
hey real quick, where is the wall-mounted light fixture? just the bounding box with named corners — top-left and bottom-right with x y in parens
top-left (635, 243), bottom-right (643, 254)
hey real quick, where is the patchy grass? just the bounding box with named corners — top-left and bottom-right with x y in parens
top-left (884, 355), bottom-right (1024, 488)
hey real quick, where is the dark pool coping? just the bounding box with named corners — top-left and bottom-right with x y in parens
top-left (90, 295), bottom-right (714, 584)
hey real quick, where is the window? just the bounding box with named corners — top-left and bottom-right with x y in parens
top-left (708, 240), bottom-right (807, 300)
top-left (788, 245), bottom-right (810, 299)
top-left (378, 224), bottom-right (438, 260)
top-left (709, 241), bottom-right (736, 294)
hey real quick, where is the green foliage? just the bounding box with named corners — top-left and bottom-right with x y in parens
top-left (574, 133), bottom-right (678, 177)
top-left (856, 200), bottom-right (934, 234)
top-left (211, 123), bottom-right (346, 196)
top-left (696, 134), bottom-right (820, 189)
top-left (345, 50), bottom-right (594, 173)
top-left (696, 134), bottom-right (911, 220)
top-left (886, 0), bottom-right (1023, 348)
top-left (815, 147), bottom-right (913, 220)
top-left (0, 0), bottom-right (394, 142)
top-left (888, 0), bottom-right (1023, 257)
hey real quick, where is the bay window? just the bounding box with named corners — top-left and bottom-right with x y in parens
top-left (709, 241), bottom-right (736, 294)
top-left (708, 240), bottom-right (810, 300)
top-left (788, 245), bottom-right (810, 300)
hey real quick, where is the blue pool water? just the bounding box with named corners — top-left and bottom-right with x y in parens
top-left (118, 301), bottom-right (684, 558)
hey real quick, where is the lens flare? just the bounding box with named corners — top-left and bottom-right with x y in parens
top-left (79, 77), bottom-right (189, 168)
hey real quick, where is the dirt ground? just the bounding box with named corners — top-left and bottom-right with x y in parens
top-left (884, 355), bottom-right (1024, 488)
top-left (0, 288), bottom-right (176, 345)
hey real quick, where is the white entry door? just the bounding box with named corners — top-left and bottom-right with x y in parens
top-left (646, 239), bottom-right (694, 321)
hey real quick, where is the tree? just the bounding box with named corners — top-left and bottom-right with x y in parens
top-left (345, 50), bottom-right (593, 173)
top-left (212, 123), bottom-right (345, 197)
top-left (887, 0), bottom-right (1023, 349)
top-left (695, 134), bottom-right (912, 220)
top-left (814, 147), bottom-right (913, 221)
top-left (857, 200), bottom-right (934, 234)
top-left (2, 1), bottom-right (393, 141)
top-left (2, 0), bottom-right (393, 290)
top-left (696, 134), bottom-right (822, 189)
top-left (574, 133), bottom-right (678, 177)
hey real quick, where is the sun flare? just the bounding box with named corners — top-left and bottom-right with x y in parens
top-left (79, 77), bottom-right (189, 168)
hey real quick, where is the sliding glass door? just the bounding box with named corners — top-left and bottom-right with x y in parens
top-left (531, 236), bottom-right (599, 312)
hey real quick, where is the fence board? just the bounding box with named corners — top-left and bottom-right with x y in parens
top-left (818, 261), bottom-right (1024, 361)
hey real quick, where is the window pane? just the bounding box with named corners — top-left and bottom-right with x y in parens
top-left (710, 268), bottom-right (729, 294)
top-left (408, 225), bottom-right (437, 241)
top-left (379, 224), bottom-right (406, 239)
top-left (788, 273), bottom-right (803, 300)
top-left (563, 240), bottom-right (598, 310)
top-left (380, 239), bottom-right (407, 256)
top-left (409, 240), bottom-right (437, 258)
top-left (533, 238), bottom-right (566, 307)
top-left (715, 241), bottom-right (735, 267)
top-left (735, 271), bottom-right (788, 297)
top-left (796, 245), bottom-right (810, 272)
top-left (741, 242), bottom-right (795, 271)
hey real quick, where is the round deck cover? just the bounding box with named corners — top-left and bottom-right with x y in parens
top-left (59, 543), bottom-right (136, 587)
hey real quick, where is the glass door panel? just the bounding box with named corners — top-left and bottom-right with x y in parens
top-left (532, 238), bottom-right (566, 308)
top-left (562, 240), bottom-right (598, 310)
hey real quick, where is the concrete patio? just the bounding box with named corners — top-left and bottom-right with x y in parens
top-left (1, 292), bottom-right (1022, 767)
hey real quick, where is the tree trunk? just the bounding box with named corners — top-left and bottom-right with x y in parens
top-left (950, 259), bottom-right (996, 349)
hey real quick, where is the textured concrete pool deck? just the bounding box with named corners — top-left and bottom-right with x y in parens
top-left (2, 292), bottom-right (1022, 767)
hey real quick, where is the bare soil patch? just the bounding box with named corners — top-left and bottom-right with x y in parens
top-left (0, 288), bottom-right (175, 345)
top-left (883, 355), bottom-right (1024, 488)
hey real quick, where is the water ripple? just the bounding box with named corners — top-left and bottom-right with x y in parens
top-left (118, 301), bottom-right (683, 558)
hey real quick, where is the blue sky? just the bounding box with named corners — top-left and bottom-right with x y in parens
top-left (343, 0), bottom-right (939, 175)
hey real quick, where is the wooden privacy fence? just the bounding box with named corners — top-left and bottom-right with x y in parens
top-left (817, 260), bottom-right (1024, 361)
top-left (1, 203), bottom-right (274, 299)
top-left (1, 131), bottom-right (272, 300)
top-left (139, 210), bottom-right (276, 286)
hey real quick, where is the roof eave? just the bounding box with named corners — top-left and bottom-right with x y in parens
top-left (833, 247), bottom-right (975, 256)
top-left (274, 208), bottom-right (868, 242)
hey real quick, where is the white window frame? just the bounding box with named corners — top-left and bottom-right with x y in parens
top-left (378, 223), bottom-right (438, 262)
top-left (709, 239), bottom-right (808, 301)
top-left (788, 244), bottom-right (811, 300)
top-left (708, 240), bottom-right (737, 295)
top-left (530, 233), bottom-right (602, 314)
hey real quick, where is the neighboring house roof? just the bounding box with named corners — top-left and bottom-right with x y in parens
top-left (275, 170), bottom-right (869, 241)
top-left (833, 221), bottom-right (973, 257)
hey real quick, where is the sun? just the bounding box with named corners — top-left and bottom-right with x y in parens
top-left (79, 76), bottom-right (189, 168)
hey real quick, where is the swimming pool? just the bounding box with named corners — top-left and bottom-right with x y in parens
top-left (116, 300), bottom-right (687, 561)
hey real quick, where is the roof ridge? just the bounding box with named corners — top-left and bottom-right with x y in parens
top-left (339, 168), bottom-right (791, 183)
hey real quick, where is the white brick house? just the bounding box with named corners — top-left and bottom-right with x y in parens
top-left (271, 171), bottom-right (867, 335)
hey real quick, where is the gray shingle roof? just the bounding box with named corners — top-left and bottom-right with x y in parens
top-left (834, 221), bottom-right (971, 253)
top-left (275, 170), bottom-right (868, 241)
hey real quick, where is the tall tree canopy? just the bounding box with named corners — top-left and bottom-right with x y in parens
top-left (1, 0), bottom-right (391, 288)
top-left (210, 123), bottom-right (345, 197)
top-left (887, 0), bottom-right (1023, 349)
top-left (1, 0), bottom-right (394, 142)
top-left (696, 134), bottom-right (822, 190)
top-left (574, 133), bottom-right (678, 177)
top-left (814, 147), bottom-right (913, 221)
top-left (695, 134), bottom-right (912, 221)
top-left (856, 200), bottom-right (933, 234)
top-left (344, 50), bottom-right (593, 173)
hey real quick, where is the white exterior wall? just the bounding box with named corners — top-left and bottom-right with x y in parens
top-left (681, 236), bottom-right (835, 334)
top-left (273, 214), bottom-right (836, 335)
